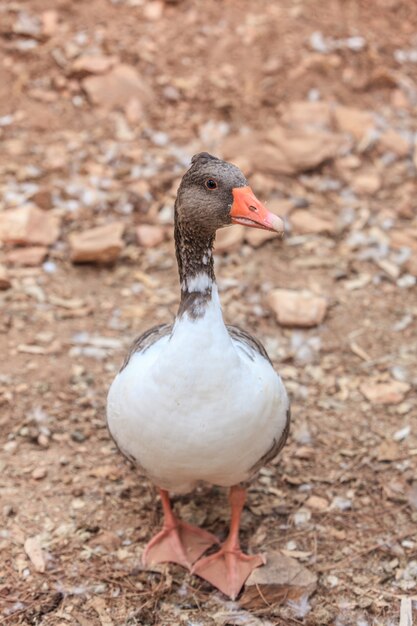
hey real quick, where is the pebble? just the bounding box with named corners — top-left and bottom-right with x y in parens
top-left (289, 209), bottom-right (335, 235)
top-left (305, 495), bottom-right (329, 511)
top-left (82, 64), bottom-right (151, 112)
top-left (136, 224), bottom-right (165, 248)
top-left (69, 222), bottom-right (125, 264)
top-left (293, 507), bottom-right (312, 526)
top-left (268, 289), bottom-right (328, 328)
top-left (5, 246), bottom-right (48, 267)
top-left (0, 265), bottom-right (12, 290)
top-left (360, 379), bottom-right (411, 405)
top-left (0, 206), bottom-right (60, 246)
top-left (32, 467), bottom-right (47, 480)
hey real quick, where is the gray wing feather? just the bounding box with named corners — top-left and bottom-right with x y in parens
top-left (227, 325), bottom-right (291, 474)
top-left (119, 323), bottom-right (173, 372)
top-left (227, 324), bottom-right (272, 364)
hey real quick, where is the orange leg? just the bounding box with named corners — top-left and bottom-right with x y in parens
top-left (192, 485), bottom-right (265, 599)
top-left (142, 489), bottom-right (219, 570)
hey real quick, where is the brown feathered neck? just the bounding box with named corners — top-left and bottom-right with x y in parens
top-left (174, 204), bottom-right (215, 320)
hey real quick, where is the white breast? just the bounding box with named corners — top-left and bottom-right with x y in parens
top-left (107, 287), bottom-right (288, 493)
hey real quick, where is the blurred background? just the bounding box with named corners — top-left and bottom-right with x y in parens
top-left (1, 0), bottom-right (417, 624)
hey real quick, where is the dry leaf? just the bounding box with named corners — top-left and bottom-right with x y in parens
top-left (90, 597), bottom-right (114, 626)
top-left (240, 551), bottom-right (317, 609)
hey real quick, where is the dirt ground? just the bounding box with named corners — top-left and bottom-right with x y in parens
top-left (1, 0), bottom-right (417, 624)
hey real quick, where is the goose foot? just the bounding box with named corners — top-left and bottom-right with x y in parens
top-left (192, 485), bottom-right (265, 599)
top-left (142, 489), bottom-right (218, 570)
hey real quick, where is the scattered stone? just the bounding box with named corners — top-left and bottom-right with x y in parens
top-left (0, 206), bottom-right (60, 246)
top-left (0, 265), bottom-right (12, 290)
top-left (390, 230), bottom-right (417, 252)
top-left (305, 495), bottom-right (329, 510)
top-left (32, 467), bottom-right (47, 480)
top-left (24, 536), bottom-right (46, 573)
top-left (136, 224), bottom-right (165, 248)
top-left (379, 129), bottom-right (410, 157)
top-left (393, 425), bottom-right (411, 442)
top-left (71, 55), bottom-right (118, 75)
top-left (289, 209), bottom-right (335, 235)
top-left (406, 255), bottom-right (417, 277)
top-left (241, 551), bottom-right (317, 609)
top-left (222, 126), bottom-right (346, 176)
top-left (13, 11), bottom-right (41, 39)
top-left (40, 10), bottom-right (59, 38)
top-left (330, 496), bottom-right (352, 511)
top-left (69, 222), bottom-right (125, 264)
top-left (360, 379), bottom-right (410, 405)
top-left (143, 1), bottom-right (164, 20)
top-left (280, 100), bottom-right (332, 129)
top-left (293, 507), bottom-right (312, 526)
top-left (30, 189), bottom-right (53, 210)
top-left (351, 172), bottom-right (381, 195)
top-left (83, 64), bottom-right (151, 112)
top-left (332, 105), bottom-right (376, 141)
top-left (268, 289), bottom-right (328, 328)
top-left (5, 246), bottom-right (48, 267)
top-left (214, 225), bottom-right (245, 253)
top-left (377, 441), bottom-right (402, 462)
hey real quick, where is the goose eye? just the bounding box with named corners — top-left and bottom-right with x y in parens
top-left (205, 179), bottom-right (218, 190)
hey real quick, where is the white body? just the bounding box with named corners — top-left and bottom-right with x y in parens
top-left (107, 287), bottom-right (289, 493)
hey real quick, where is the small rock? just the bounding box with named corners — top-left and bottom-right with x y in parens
top-left (332, 105), bottom-right (376, 141)
top-left (31, 467), bottom-right (47, 480)
top-left (69, 222), bottom-right (125, 264)
top-left (240, 551), bottom-right (317, 609)
top-left (330, 496), bottom-right (352, 511)
top-left (379, 129), bottom-right (410, 157)
top-left (30, 189), bottom-right (53, 210)
top-left (40, 10), bottom-right (59, 37)
top-left (406, 255), bottom-right (417, 277)
top-left (280, 100), bottom-right (332, 130)
top-left (83, 64), bottom-right (151, 112)
top-left (5, 246), bottom-right (48, 267)
top-left (393, 425), bottom-right (411, 442)
top-left (24, 536), bottom-right (46, 573)
top-left (222, 126), bottom-right (346, 176)
top-left (268, 289), bottom-right (328, 328)
top-left (0, 206), bottom-right (60, 246)
top-left (390, 230), bottom-right (417, 252)
top-left (305, 495), bottom-right (329, 511)
top-left (136, 224), bottom-right (165, 248)
top-left (0, 265), bottom-right (12, 290)
top-left (71, 55), bottom-right (117, 75)
top-left (214, 225), bottom-right (245, 253)
top-left (351, 172), bottom-right (381, 195)
top-left (143, 0), bottom-right (164, 20)
top-left (71, 430), bottom-right (86, 443)
top-left (290, 209), bottom-right (335, 235)
top-left (360, 379), bottom-right (410, 405)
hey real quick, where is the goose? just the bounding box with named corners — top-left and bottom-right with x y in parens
top-left (107, 152), bottom-right (290, 599)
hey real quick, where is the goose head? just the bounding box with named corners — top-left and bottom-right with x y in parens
top-left (176, 152), bottom-right (285, 237)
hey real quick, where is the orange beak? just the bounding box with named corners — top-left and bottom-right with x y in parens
top-left (230, 186), bottom-right (285, 235)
